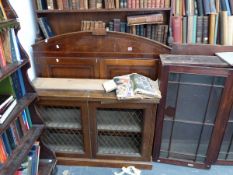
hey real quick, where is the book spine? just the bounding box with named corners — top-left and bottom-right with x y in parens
top-left (172, 16), bottom-right (182, 43)
top-left (202, 16), bottom-right (209, 44)
top-left (196, 16), bottom-right (203, 43)
top-left (164, 0), bottom-right (170, 7)
top-left (36, 0), bottom-right (43, 10)
top-left (160, 0), bottom-right (165, 7)
top-left (57, 0), bottom-right (64, 9)
top-left (192, 15), bottom-right (197, 43)
top-left (220, 11), bottom-right (228, 45)
top-left (224, 0), bottom-right (231, 15)
top-left (182, 16), bottom-right (187, 43)
top-left (209, 0), bottom-right (216, 13)
top-left (230, 0), bottom-right (233, 14)
top-left (227, 16), bottom-right (233, 45)
top-left (2, 132), bottom-right (12, 156)
top-left (196, 0), bottom-right (204, 15)
top-left (115, 0), bottom-right (120, 8)
top-left (0, 37), bottom-right (6, 67)
top-left (136, 0), bottom-right (140, 8)
top-left (0, 137), bottom-right (7, 163)
top-left (113, 19), bottom-right (121, 31)
top-left (155, 0), bottom-right (160, 7)
top-left (209, 13), bottom-right (216, 44)
top-left (214, 14), bottom-right (219, 44)
top-left (203, 0), bottom-right (210, 14)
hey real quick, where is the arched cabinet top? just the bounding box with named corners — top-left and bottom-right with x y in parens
top-left (33, 31), bottom-right (171, 58)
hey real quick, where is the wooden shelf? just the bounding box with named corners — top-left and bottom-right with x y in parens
top-left (0, 60), bottom-right (29, 81)
top-left (38, 159), bottom-right (57, 175)
top-left (36, 8), bottom-right (171, 14)
top-left (0, 125), bottom-right (44, 175)
top-left (0, 19), bottom-right (20, 31)
top-left (0, 93), bottom-right (37, 133)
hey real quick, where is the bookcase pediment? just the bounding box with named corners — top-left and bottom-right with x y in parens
top-left (33, 31), bottom-right (171, 58)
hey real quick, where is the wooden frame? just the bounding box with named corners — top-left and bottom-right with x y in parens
top-left (153, 55), bottom-right (233, 168)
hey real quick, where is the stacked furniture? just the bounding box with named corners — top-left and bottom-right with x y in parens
top-left (0, 0), bottom-right (56, 174)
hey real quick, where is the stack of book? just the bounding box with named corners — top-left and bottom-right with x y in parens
top-left (0, 114), bottom-right (32, 165)
top-left (103, 73), bottom-right (161, 100)
top-left (0, 95), bottom-right (17, 124)
top-left (81, 20), bottom-right (106, 31)
top-left (172, 0), bottom-right (233, 45)
top-left (36, 0), bottom-right (170, 10)
top-left (14, 142), bottom-right (41, 175)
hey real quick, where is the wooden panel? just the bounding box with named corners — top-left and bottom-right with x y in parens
top-left (36, 57), bottom-right (99, 78)
top-left (100, 59), bottom-right (159, 80)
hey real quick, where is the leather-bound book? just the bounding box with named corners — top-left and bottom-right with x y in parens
top-left (57, 0), bottom-right (64, 9)
top-left (203, 0), bottom-right (210, 14)
top-left (214, 14), bottom-right (219, 44)
top-left (215, 0), bottom-right (220, 12)
top-left (182, 16), bottom-right (187, 43)
top-left (172, 16), bottom-right (182, 43)
top-left (88, 0), bottom-right (96, 8)
top-left (164, 0), bottom-right (170, 8)
top-left (127, 14), bottom-right (164, 25)
top-left (113, 19), bottom-right (121, 31)
top-left (144, 0), bottom-right (148, 8)
top-left (136, 0), bottom-right (140, 8)
top-left (175, 0), bottom-right (181, 15)
top-left (84, 0), bottom-right (88, 8)
top-left (230, 0), bottom-right (233, 14)
top-left (185, 0), bottom-right (194, 16)
top-left (146, 24), bottom-right (152, 39)
top-left (132, 0), bottom-right (136, 8)
top-left (96, 0), bottom-right (103, 8)
top-left (187, 16), bottom-right (193, 43)
top-left (151, 25), bottom-right (156, 40)
top-left (202, 16), bottom-right (209, 44)
top-left (196, 16), bottom-right (203, 43)
top-left (128, 0), bottom-right (132, 8)
top-left (209, 13), bottom-right (216, 44)
top-left (227, 16), bottom-right (233, 45)
top-left (163, 25), bottom-right (168, 44)
top-left (79, 0), bottom-right (84, 9)
top-left (148, 0), bottom-right (152, 8)
top-left (196, 0), bottom-right (204, 15)
top-left (155, 0), bottom-right (160, 8)
top-left (46, 0), bottom-right (55, 9)
top-left (192, 15), bottom-right (197, 43)
top-left (220, 11), bottom-right (228, 45)
top-left (139, 0), bottom-right (143, 7)
top-left (160, 0), bottom-right (165, 8)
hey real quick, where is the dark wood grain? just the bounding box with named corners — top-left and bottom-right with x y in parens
top-left (38, 159), bottom-right (57, 175)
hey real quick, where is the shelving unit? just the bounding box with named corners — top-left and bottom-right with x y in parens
top-left (0, 0), bottom-right (57, 174)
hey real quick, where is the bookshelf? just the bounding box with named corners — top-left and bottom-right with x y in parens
top-left (0, 0), bottom-right (56, 175)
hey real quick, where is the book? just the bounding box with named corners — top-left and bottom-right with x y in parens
top-left (113, 73), bottom-right (161, 100)
top-left (196, 16), bottom-right (203, 43)
top-left (196, 0), bottom-right (203, 15)
top-left (38, 17), bottom-right (55, 38)
top-left (202, 16), bottom-right (209, 44)
top-left (172, 16), bottom-right (182, 44)
top-left (0, 99), bottom-right (17, 124)
top-left (127, 14), bottom-right (164, 25)
top-left (209, 13), bottom-right (216, 44)
top-left (0, 95), bottom-right (13, 110)
top-left (220, 11), bottom-right (228, 45)
top-left (215, 52), bottom-right (233, 66)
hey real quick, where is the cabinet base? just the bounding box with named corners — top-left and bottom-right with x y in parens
top-left (57, 157), bottom-right (152, 169)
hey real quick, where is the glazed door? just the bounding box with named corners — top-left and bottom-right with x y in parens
top-left (36, 99), bottom-right (91, 158)
top-left (154, 65), bottom-right (233, 168)
top-left (89, 102), bottom-right (156, 161)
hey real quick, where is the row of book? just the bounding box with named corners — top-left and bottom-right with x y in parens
top-left (0, 113), bottom-right (32, 164)
top-left (36, 0), bottom-right (170, 10)
top-left (81, 19), bottom-right (168, 44)
top-left (173, 0), bottom-right (233, 16)
top-left (172, 12), bottom-right (233, 45)
top-left (14, 142), bottom-right (40, 175)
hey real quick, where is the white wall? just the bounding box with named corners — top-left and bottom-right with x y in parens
top-left (9, 0), bottom-right (37, 80)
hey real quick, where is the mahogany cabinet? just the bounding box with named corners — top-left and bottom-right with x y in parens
top-left (153, 55), bottom-right (233, 168)
top-left (35, 94), bottom-right (157, 169)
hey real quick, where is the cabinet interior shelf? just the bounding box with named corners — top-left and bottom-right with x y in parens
top-left (38, 159), bottom-right (57, 175)
top-left (45, 123), bottom-right (82, 130)
top-left (36, 8), bottom-right (171, 14)
top-left (0, 125), bottom-right (44, 175)
top-left (0, 60), bottom-right (29, 81)
top-left (0, 93), bottom-right (37, 133)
